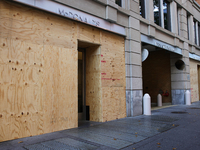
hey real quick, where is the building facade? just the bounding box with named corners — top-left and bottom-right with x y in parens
top-left (0, 0), bottom-right (200, 142)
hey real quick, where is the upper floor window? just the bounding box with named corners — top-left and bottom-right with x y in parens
top-left (163, 0), bottom-right (170, 30)
top-left (193, 20), bottom-right (197, 45)
top-left (153, 0), bottom-right (171, 31)
top-left (177, 6), bottom-right (180, 35)
top-left (115, 0), bottom-right (122, 7)
top-left (154, 0), bottom-right (160, 26)
top-left (198, 23), bottom-right (200, 46)
top-left (140, 0), bottom-right (145, 18)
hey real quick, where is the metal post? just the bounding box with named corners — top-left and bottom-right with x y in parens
top-left (143, 93), bottom-right (151, 115)
top-left (185, 90), bottom-right (191, 105)
top-left (157, 94), bottom-right (162, 107)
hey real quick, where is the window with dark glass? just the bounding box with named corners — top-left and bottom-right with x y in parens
top-left (187, 14), bottom-right (189, 40)
top-left (177, 6), bottom-right (180, 35)
top-left (194, 20), bottom-right (197, 45)
top-left (163, 0), bottom-right (171, 30)
top-left (198, 23), bottom-right (200, 46)
top-left (154, 0), bottom-right (171, 31)
top-left (115, 0), bottom-right (122, 7)
top-left (140, 0), bottom-right (145, 18)
top-left (154, 0), bottom-right (160, 26)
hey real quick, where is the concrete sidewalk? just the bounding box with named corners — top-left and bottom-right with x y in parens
top-left (1, 102), bottom-right (200, 150)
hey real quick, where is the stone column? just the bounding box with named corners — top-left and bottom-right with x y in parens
top-left (188, 15), bottom-right (194, 43)
top-left (179, 8), bottom-right (188, 39)
top-left (170, 42), bottom-right (190, 105)
top-left (170, 1), bottom-right (178, 34)
top-left (145, 0), bottom-right (154, 22)
top-left (126, 0), bottom-right (143, 117)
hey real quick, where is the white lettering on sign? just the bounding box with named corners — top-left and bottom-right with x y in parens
top-left (13, 0), bottom-right (126, 36)
top-left (155, 42), bottom-right (175, 52)
top-left (58, 8), bottom-right (100, 27)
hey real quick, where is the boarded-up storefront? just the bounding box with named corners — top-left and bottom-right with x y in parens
top-left (0, 0), bottom-right (126, 142)
top-left (190, 59), bottom-right (200, 102)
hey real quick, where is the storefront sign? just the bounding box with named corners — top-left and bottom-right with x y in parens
top-left (141, 34), bottom-right (182, 55)
top-left (155, 42), bottom-right (175, 51)
top-left (189, 53), bottom-right (200, 61)
top-left (58, 9), bottom-right (100, 27)
top-left (13, 0), bottom-right (126, 36)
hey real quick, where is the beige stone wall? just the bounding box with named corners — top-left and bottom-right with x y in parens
top-left (0, 0), bottom-right (126, 142)
top-left (189, 59), bottom-right (200, 102)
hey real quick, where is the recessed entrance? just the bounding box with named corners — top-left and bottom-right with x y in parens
top-left (78, 40), bottom-right (101, 126)
top-left (78, 49), bottom-right (86, 121)
top-left (142, 47), bottom-right (172, 106)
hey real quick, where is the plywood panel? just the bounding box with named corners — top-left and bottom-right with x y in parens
top-left (0, 37), bottom-right (44, 141)
top-left (190, 59), bottom-right (200, 102)
top-left (78, 23), bottom-right (101, 44)
top-left (86, 46), bottom-right (102, 122)
top-left (100, 31), bottom-right (126, 122)
top-left (0, 0), bottom-right (126, 142)
top-left (43, 45), bottom-right (77, 133)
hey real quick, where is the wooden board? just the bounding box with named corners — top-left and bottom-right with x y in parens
top-left (100, 31), bottom-right (126, 122)
top-left (189, 59), bottom-right (200, 102)
top-left (0, 0), bottom-right (126, 141)
top-left (86, 46), bottom-right (102, 122)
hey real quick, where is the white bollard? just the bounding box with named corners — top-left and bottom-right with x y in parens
top-left (157, 94), bottom-right (162, 107)
top-left (185, 90), bottom-right (191, 105)
top-left (143, 93), bottom-right (151, 115)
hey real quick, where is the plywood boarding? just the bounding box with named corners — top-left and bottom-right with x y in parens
top-left (0, 0), bottom-right (126, 141)
top-left (189, 59), bottom-right (200, 102)
top-left (100, 31), bottom-right (126, 122)
top-left (86, 46), bottom-right (102, 122)
top-left (0, 0), bottom-right (78, 142)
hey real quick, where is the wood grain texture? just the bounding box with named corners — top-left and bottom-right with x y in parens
top-left (100, 31), bottom-right (126, 122)
top-left (189, 59), bottom-right (200, 102)
top-left (0, 0), bottom-right (126, 142)
top-left (86, 46), bottom-right (102, 122)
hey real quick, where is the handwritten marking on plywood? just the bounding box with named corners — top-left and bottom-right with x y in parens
top-left (100, 31), bottom-right (126, 122)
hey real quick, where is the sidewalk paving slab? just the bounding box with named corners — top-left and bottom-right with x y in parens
top-left (0, 101), bottom-right (200, 150)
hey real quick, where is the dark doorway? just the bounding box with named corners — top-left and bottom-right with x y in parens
top-left (78, 48), bottom-right (86, 121)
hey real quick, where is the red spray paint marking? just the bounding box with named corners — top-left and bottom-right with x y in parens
top-left (101, 60), bottom-right (106, 63)
top-left (101, 73), bottom-right (106, 75)
top-left (101, 78), bottom-right (120, 80)
top-left (101, 55), bottom-right (103, 57)
top-left (101, 78), bottom-right (112, 80)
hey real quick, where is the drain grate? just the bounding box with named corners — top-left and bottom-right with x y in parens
top-left (150, 115), bottom-right (179, 122)
top-left (189, 107), bottom-right (200, 109)
top-left (171, 111), bottom-right (188, 114)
